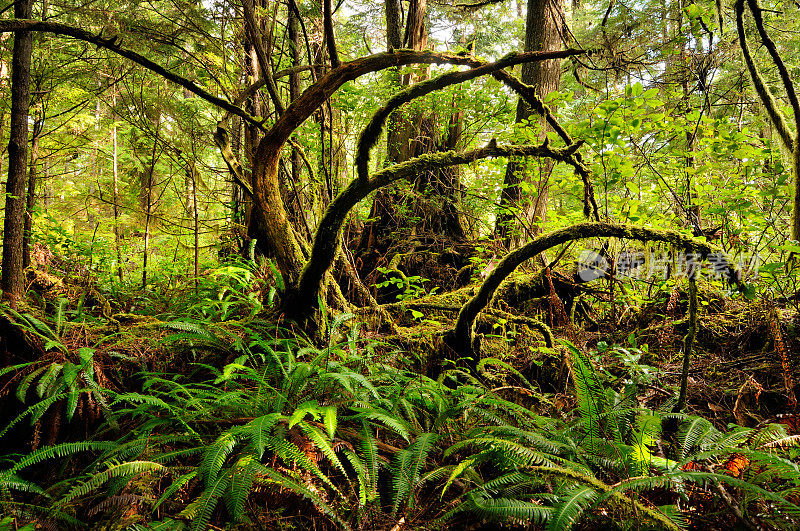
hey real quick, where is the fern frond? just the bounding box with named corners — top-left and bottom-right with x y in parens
top-left (258, 467), bottom-right (352, 531)
top-left (349, 407), bottom-right (411, 442)
top-left (245, 413), bottom-right (282, 459)
top-left (225, 456), bottom-right (259, 522)
top-left (0, 473), bottom-right (47, 495)
top-left (468, 492), bottom-right (553, 524)
top-left (391, 432), bottom-right (438, 516)
top-left (3, 441), bottom-right (117, 477)
top-left (359, 421), bottom-right (381, 501)
top-left (183, 472), bottom-right (230, 531)
top-left (58, 461), bottom-right (164, 507)
top-left (676, 416), bottom-right (713, 460)
top-left (199, 432), bottom-right (240, 488)
top-left (153, 471), bottom-right (197, 512)
top-left (546, 485), bottom-right (598, 531)
top-left (298, 422), bottom-right (347, 477)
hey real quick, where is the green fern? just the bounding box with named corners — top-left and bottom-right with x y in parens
top-left (153, 471), bottom-right (197, 512)
top-left (391, 432), bottom-right (439, 516)
top-left (225, 456), bottom-right (259, 522)
top-left (199, 432), bottom-right (240, 488)
top-left (259, 467), bottom-right (352, 530)
top-left (182, 472), bottom-right (230, 531)
top-left (463, 492), bottom-right (553, 524)
top-left (57, 460), bottom-right (164, 507)
top-left (546, 485), bottom-right (598, 531)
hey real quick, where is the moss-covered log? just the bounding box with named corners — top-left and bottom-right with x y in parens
top-left (447, 222), bottom-right (738, 359)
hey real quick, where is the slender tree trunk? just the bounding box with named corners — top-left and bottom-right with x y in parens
top-left (141, 115), bottom-right (161, 290)
top-left (355, 0), bottom-right (431, 264)
top-left (495, 0), bottom-right (564, 249)
top-left (186, 161), bottom-right (200, 294)
top-left (112, 91), bottom-right (123, 281)
top-left (22, 119), bottom-right (42, 269)
top-left (288, 3), bottom-right (302, 202)
top-left (354, 0), bottom-right (406, 257)
top-left (2, 0), bottom-right (33, 301)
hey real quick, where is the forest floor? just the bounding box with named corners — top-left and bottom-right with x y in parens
top-left (2, 260), bottom-right (799, 529)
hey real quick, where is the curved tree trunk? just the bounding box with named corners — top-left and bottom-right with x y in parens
top-left (447, 222), bottom-right (738, 361)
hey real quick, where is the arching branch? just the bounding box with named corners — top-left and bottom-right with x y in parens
top-left (354, 50), bottom-right (598, 220)
top-left (448, 222), bottom-right (738, 358)
top-left (267, 47), bottom-right (585, 153)
top-left (290, 140), bottom-right (584, 316)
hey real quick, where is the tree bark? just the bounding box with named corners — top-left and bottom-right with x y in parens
top-left (2, 0), bottom-right (34, 301)
top-left (736, 0), bottom-right (800, 241)
top-left (22, 119), bottom-right (42, 270)
top-left (495, 0), bottom-right (565, 248)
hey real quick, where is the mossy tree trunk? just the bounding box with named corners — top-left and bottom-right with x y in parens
top-left (495, 0), bottom-right (564, 248)
top-left (736, 0), bottom-right (800, 241)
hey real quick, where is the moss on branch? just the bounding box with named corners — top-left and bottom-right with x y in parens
top-left (447, 222), bottom-right (738, 359)
top-left (291, 141), bottom-right (584, 317)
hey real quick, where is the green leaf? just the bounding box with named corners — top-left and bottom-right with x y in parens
top-left (289, 400), bottom-right (321, 428)
top-left (321, 405), bottom-right (337, 439)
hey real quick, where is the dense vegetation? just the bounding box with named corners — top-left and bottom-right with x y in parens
top-left (1, 0), bottom-right (800, 529)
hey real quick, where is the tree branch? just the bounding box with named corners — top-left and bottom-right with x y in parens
top-left (323, 0), bottom-right (341, 67)
top-left (448, 222), bottom-right (738, 358)
top-left (266, 47), bottom-right (585, 154)
top-left (241, 0), bottom-right (285, 115)
top-left (747, 0), bottom-right (800, 145)
top-left (735, 0), bottom-right (794, 151)
top-left (213, 123), bottom-right (253, 197)
top-left (0, 19), bottom-right (263, 130)
top-left (291, 140), bottom-right (583, 314)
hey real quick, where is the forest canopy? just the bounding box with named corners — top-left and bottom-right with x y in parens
top-left (0, 0), bottom-right (800, 529)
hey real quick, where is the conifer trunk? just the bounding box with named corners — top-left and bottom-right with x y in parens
top-left (495, 0), bottom-right (564, 248)
top-left (2, 0), bottom-right (33, 301)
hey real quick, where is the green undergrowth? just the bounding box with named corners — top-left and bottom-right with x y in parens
top-left (1, 255), bottom-right (799, 529)
top-left (1, 297), bottom-right (799, 530)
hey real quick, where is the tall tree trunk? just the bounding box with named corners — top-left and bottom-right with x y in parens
top-left (495, 0), bottom-right (564, 249)
top-left (354, 0), bottom-right (407, 257)
top-left (141, 115), bottom-right (161, 290)
top-left (355, 0), bottom-right (430, 259)
top-left (22, 119), bottom-right (42, 269)
top-left (2, 0), bottom-right (33, 301)
top-left (186, 160), bottom-right (200, 294)
top-left (288, 2), bottom-right (302, 207)
top-left (112, 101), bottom-right (123, 282)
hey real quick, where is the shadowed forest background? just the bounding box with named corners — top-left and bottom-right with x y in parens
top-left (1, 0), bottom-right (800, 529)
